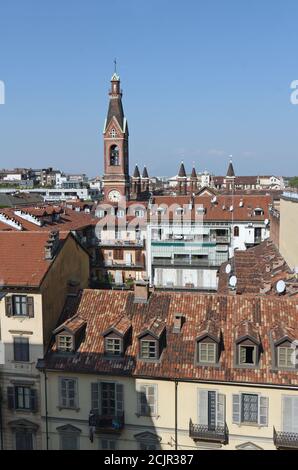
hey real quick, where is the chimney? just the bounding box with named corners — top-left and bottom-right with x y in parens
top-left (134, 278), bottom-right (149, 303)
top-left (173, 313), bottom-right (184, 333)
top-left (44, 230), bottom-right (60, 260)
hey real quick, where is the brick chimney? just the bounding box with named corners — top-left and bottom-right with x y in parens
top-left (173, 313), bottom-right (184, 333)
top-left (134, 278), bottom-right (149, 303)
top-left (44, 230), bottom-right (60, 260)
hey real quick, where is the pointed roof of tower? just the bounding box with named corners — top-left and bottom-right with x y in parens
top-left (191, 166), bottom-right (197, 178)
top-left (226, 160), bottom-right (235, 177)
top-left (142, 166), bottom-right (149, 178)
top-left (133, 165), bottom-right (140, 178)
top-left (178, 161), bottom-right (187, 178)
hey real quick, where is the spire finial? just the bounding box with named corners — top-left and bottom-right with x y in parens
top-left (114, 58), bottom-right (117, 74)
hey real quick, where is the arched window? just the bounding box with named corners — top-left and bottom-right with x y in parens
top-left (110, 145), bottom-right (119, 166)
top-left (234, 226), bottom-right (239, 237)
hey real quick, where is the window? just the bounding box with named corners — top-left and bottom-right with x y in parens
top-left (278, 346), bottom-right (295, 368)
top-left (15, 386), bottom-right (31, 409)
top-left (14, 337), bottom-right (29, 362)
top-left (135, 210), bottom-right (144, 217)
top-left (5, 295), bottom-right (34, 317)
top-left (60, 433), bottom-right (79, 450)
top-left (239, 345), bottom-right (256, 365)
top-left (101, 439), bottom-right (117, 450)
top-left (137, 384), bottom-right (157, 416)
top-left (232, 393), bottom-right (268, 426)
top-left (110, 145), bottom-right (119, 166)
top-left (7, 386), bottom-right (37, 411)
top-left (198, 342), bottom-right (217, 364)
top-left (105, 337), bottom-right (122, 356)
top-left (282, 396), bottom-right (298, 433)
top-left (140, 442), bottom-right (157, 450)
top-left (109, 128), bottom-right (116, 138)
top-left (59, 378), bottom-right (78, 409)
top-left (197, 390), bottom-right (225, 429)
top-left (57, 335), bottom-right (73, 352)
top-left (91, 382), bottom-right (124, 417)
top-left (140, 340), bottom-right (157, 359)
top-left (15, 431), bottom-right (33, 450)
top-left (234, 226), bottom-right (239, 237)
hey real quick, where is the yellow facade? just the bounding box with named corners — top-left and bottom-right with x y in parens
top-left (279, 196), bottom-right (298, 270)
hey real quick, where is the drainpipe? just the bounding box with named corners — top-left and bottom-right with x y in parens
top-left (175, 380), bottom-right (178, 450)
top-left (44, 369), bottom-right (49, 450)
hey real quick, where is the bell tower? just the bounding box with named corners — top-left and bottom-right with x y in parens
top-left (103, 70), bottom-right (130, 202)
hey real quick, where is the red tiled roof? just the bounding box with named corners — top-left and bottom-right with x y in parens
top-left (43, 289), bottom-right (298, 387)
top-left (0, 232), bottom-right (66, 287)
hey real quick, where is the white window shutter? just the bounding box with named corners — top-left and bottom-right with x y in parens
top-left (259, 396), bottom-right (268, 426)
top-left (217, 393), bottom-right (225, 427)
top-left (91, 382), bottom-right (101, 413)
top-left (232, 394), bottom-right (241, 424)
top-left (198, 390), bottom-right (208, 425)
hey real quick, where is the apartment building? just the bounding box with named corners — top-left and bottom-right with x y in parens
top-left (279, 192), bottom-right (298, 271)
top-left (37, 285), bottom-right (298, 451)
top-left (0, 231), bottom-right (90, 449)
top-left (146, 192), bottom-right (271, 291)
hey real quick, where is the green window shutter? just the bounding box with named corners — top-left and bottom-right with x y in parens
top-left (232, 394), bottom-right (241, 423)
top-left (217, 393), bottom-right (225, 427)
top-left (239, 346), bottom-right (246, 364)
top-left (91, 383), bottom-right (101, 413)
top-left (198, 390), bottom-right (208, 425)
top-left (27, 297), bottom-right (34, 318)
top-left (258, 396), bottom-right (268, 426)
top-left (5, 296), bottom-right (13, 317)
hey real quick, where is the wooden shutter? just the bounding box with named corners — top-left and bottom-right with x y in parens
top-left (30, 389), bottom-right (38, 412)
top-left (5, 296), bottom-right (13, 317)
top-left (258, 396), bottom-right (268, 426)
top-left (91, 382), bottom-right (101, 413)
top-left (137, 385), bottom-right (145, 415)
top-left (7, 386), bottom-right (15, 409)
top-left (217, 393), bottom-right (225, 427)
top-left (27, 297), bottom-right (34, 318)
top-left (198, 390), bottom-right (208, 425)
top-left (282, 396), bottom-right (298, 433)
top-left (232, 394), bottom-right (241, 423)
top-left (116, 383), bottom-right (124, 416)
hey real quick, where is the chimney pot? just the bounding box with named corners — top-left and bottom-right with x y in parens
top-left (134, 278), bottom-right (149, 303)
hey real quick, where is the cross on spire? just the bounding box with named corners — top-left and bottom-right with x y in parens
top-left (114, 58), bottom-right (117, 74)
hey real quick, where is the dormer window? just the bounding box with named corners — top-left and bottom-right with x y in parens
top-left (235, 321), bottom-right (260, 367)
top-left (140, 339), bottom-right (157, 359)
top-left (277, 345), bottom-right (294, 368)
top-left (105, 337), bottom-right (122, 356)
top-left (254, 208), bottom-right (264, 216)
top-left (57, 334), bottom-right (73, 352)
top-left (239, 344), bottom-right (256, 365)
top-left (198, 341), bottom-right (216, 364)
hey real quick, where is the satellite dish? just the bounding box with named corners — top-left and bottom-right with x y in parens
top-left (225, 264), bottom-right (232, 274)
top-left (264, 218), bottom-right (269, 225)
top-left (276, 280), bottom-right (286, 294)
top-left (229, 275), bottom-right (237, 288)
top-left (230, 205), bottom-right (234, 211)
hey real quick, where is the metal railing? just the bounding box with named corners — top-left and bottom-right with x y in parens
top-left (89, 412), bottom-right (125, 432)
top-left (99, 239), bottom-right (145, 248)
top-left (273, 427), bottom-right (298, 449)
top-left (152, 258), bottom-right (220, 267)
top-left (189, 420), bottom-right (228, 444)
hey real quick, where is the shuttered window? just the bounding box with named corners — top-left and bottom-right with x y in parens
top-left (105, 338), bottom-right (122, 356)
top-left (137, 384), bottom-right (157, 416)
top-left (14, 337), bottom-right (29, 362)
top-left (95, 382), bottom-right (124, 416)
top-left (15, 431), bottom-right (33, 450)
top-left (101, 439), bottom-right (116, 450)
top-left (198, 342), bottom-right (216, 363)
top-left (282, 396), bottom-right (298, 433)
top-left (140, 340), bottom-right (157, 359)
top-left (278, 347), bottom-right (295, 368)
top-left (60, 434), bottom-right (79, 450)
top-left (7, 386), bottom-right (37, 411)
top-left (5, 296), bottom-right (34, 317)
top-left (197, 390), bottom-right (225, 428)
top-left (59, 378), bottom-right (78, 409)
top-left (232, 393), bottom-right (268, 426)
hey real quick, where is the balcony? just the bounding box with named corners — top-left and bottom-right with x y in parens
top-left (99, 239), bottom-right (145, 248)
top-left (102, 260), bottom-right (145, 270)
top-left (189, 420), bottom-right (228, 444)
top-left (152, 257), bottom-right (221, 268)
top-left (89, 412), bottom-right (125, 433)
top-left (273, 427), bottom-right (298, 449)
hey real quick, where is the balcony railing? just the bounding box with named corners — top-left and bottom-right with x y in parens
top-left (189, 420), bottom-right (228, 444)
top-left (99, 239), bottom-right (145, 248)
top-left (89, 411), bottom-right (125, 433)
top-left (102, 260), bottom-right (145, 269)
top-left (273, 427), bottom-right (298, 449)
top-left (152, 257), bottom-right (221, 268)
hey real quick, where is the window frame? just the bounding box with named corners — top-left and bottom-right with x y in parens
top-left (239, 344), bottom-right (257, 366)
top-left (59, 377), bottom-right (79, 410)
top-left (277, 345), bottom-right (295, 368)
top-left (105, 337), bottom-right (123, 356)
top-left (140, 339), bottom-right (158, 360)
top-left (15, 385), bottom-right (31, 410)
top-left (13, 295), bottom-right (28, 316)
top-left (198, 341), bottom-right (217, 364)
top-left (13, 337), bottom-right (30, 362)
top-left (57, 334), bottom-right (74, 353)
top-left (137, 383), bottom-right (158, 417)
top-left (59, 432), bottom-right (80, 450)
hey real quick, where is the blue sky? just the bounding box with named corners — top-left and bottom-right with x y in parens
top-left (0, 0), bottom-right (297, 177)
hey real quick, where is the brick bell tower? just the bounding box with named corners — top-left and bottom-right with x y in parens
top-left (103, 71), bottom-right (130, 202)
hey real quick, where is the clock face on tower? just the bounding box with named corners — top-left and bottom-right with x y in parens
top-left (108, 189), bottom-right (121, 202)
